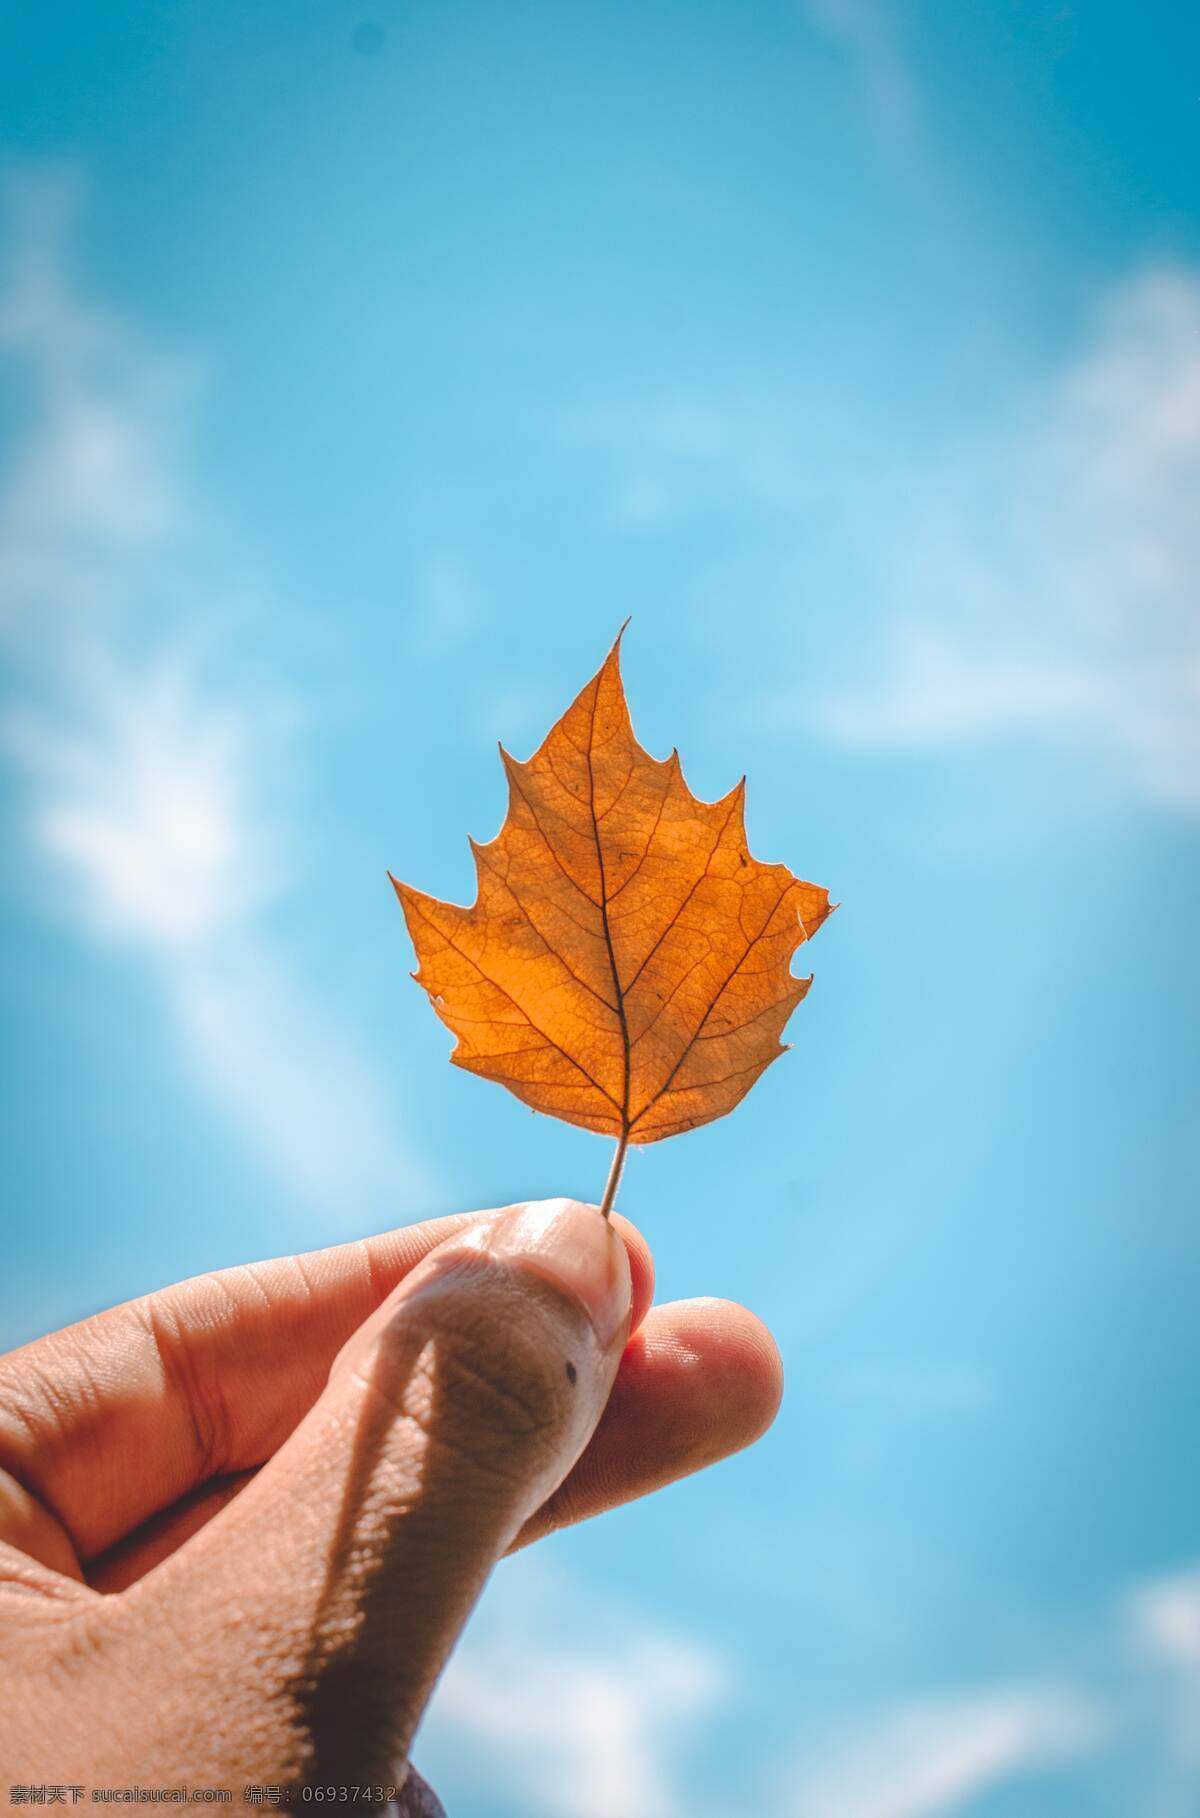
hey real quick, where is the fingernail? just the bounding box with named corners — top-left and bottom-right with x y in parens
top-left (483, 1197), bottom-right (632, 1349)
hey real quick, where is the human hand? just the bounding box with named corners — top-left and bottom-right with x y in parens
top-left (0, 1199), bottom-right (781, 1811)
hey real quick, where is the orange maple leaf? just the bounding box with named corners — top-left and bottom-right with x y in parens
top-left (391, 629), bottom-right (832, 1210)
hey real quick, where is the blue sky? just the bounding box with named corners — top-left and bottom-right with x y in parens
top-left (1, 2), bottom-right (1198, 1813)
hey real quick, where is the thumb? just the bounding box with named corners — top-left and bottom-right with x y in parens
top-left (131, 1198), bottom-right (632, 1784)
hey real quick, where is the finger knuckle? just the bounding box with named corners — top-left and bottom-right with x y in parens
top-left (442, 1318), bottom-right (562, 1439)
top-left (381, 1276), bottom-right (577, 1481)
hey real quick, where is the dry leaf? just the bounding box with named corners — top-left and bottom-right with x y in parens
top-left (391, 629), bottom-right (832, 1177)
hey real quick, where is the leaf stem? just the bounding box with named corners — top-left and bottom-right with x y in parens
top-left (598, 1130), bottom-right (629, 1220)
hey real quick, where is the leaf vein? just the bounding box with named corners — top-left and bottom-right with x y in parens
top-left (406, 897), bottom-right (623, 1115)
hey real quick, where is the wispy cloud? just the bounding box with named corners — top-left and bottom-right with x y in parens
top-left (789, 1687), bottom-right (1100, 1818)
top-left (7, 648), bottom-right (280, 946)
top-left (1129, 1564), bottom-right (1200, 1764)
top-left (423, 1558), bottom-right (723, 1818)
top-left (815, 267), bottom-right (1200, 808)
top-left (422, 1558), bottom-right (1200, 1818)
top-left (563, 260), bottom-right (1200, 813)
top-left (1134, 1566), bottom-right (1200, 1672)
top-left (172, 948), bottom-right (438, 1212)
top-left (0, 168), bottom-right (435, 1223)
top-left (562, 391), bottom-right (840, 531)
top-left (780, 1566), bottom-right (1200, 1818)
top-left (0, 169), bottom-right (196, 629)
top-left (834, 1359), bottom-right (996, 1418)
top-left (800, 0), bottom-right (921, 151)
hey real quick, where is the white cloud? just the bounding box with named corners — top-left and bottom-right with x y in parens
top-left (418, 1537), bottom-right (1200, 1818)
top-left (1128, 1564), bottom-right (1200, 1766)
top-left (773, 1567), bottom-right (1200, 1818)
top-left (1134, 1567), bottom-right (1200, 1671)
top-left (0, 168), bottom-right (195, 628)
top-left (789, 1688), bottom-right (1100, 1818)
top-left (820, 626), bottom-right (1111, 748)
top-left (423, 1560), bottom-right (723, 1818)
top-left (0, 168), bottom-right (434, 1221)
top-left (7, 649), bottom-right (276, 946)
top-left (435, 1634), bottom-right (719, 1818)
top-left (816, 267), bottom-right (1200, 808)
top-left (570, 262), bottom-right (1200, 814)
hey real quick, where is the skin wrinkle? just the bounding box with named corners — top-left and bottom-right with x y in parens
top-left (0, 1201), bottom-right (782, 1806)
top-left (0, 1534), bottom-right (91, 1603)
top-left (141, 1294), bottom-right (227, 1489)
top-left (283, 1251), bottom-right (618, 1780)
top-left (0, 1464), bottom-right (82, 1582)
top-left (64, 1199), bottom-right (650, 1585)
top-left (352, 1299), bottom-right (570, 1459)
